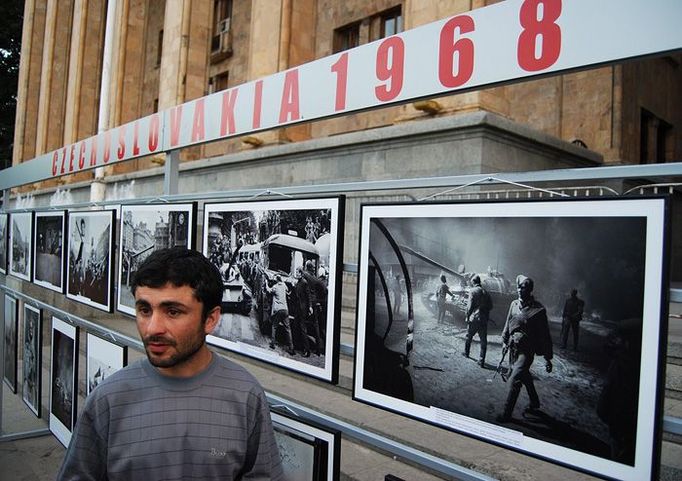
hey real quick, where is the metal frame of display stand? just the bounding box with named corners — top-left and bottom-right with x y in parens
top-left (1, 162), bottom-right (682, 480)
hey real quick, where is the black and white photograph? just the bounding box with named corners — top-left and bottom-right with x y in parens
top-left (354, 197), bottom-right (669, 481)
top-left (117, 203), bottom-right (196, 315)
top-left (66, 210), bottom-right (116, 312)
top-left (9, 211), bottom-right (33, 281)
top-left (22, 303), bottom-right (42, 417)
top-left (86, 332), bottom-right (127, 395)
top-left (49, 316), bottom-right (79, 448)
top-left (203, 197), bottom-right (344, 383)
top-left (33, 210), bottom-right (67, 293)
top-left (0, 212), bottom-right (8, 274)
top-left (271, 409), bottom-right (340, 481)
top-left (3, 294), bottom-right (18, 393)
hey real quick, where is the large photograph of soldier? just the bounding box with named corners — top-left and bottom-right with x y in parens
top-left (203, 197), bottom-right (343, 382)
top-left (355, 198), bottom-right (668, 480)
top-left (22, 303), bottom-right (42, 417)
top-left (49, 316), bottom-right (78, 448)
top-left (117, 203), bottom-right (195, 315)
top-left (9, 211), bottom-right (33, 281)
top-left (66, 210), bottom-right (115, 312)
top-left (3, 294), bottom-right (18, 393)
top-left (33, 211), bottom-right (66, 293)
top-left (0, 213), bottom-right (8, 274)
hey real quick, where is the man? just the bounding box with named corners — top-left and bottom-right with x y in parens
top-left (57, 247), bottom-right (283, 480)
top-left (435, 275), bottom-right (454, 323)
top-left (293, 266), bottom-right (315, 357)
top-left (497, 275), bottom-right (553, 423)
top-left (301, 260), bottom-right (326, 355)
top-left (392, 274), bottom-right (402, 316)
top-left (266, 273), bottom-right (296, 356)
top-left (463, 275), bottom-right (493, 367)
top-left (560, 288), bottom-right (584, 351)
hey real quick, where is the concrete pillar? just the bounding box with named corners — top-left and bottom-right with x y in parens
top-left (12, 0), bottom-right (47, 165)
top-left (35, 0), bottom-right (74, 154)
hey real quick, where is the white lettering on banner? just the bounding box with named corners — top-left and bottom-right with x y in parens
top-left (0, 0), bottom-right (680, 189)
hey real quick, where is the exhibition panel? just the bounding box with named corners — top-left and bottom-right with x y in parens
top-left (354, 197), bottom-right (670, 481)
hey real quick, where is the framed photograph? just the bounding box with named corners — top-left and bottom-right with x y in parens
top-left (117, 202), bottom-right (197, 315)
top-left (203, 197), bottom-right (345, 383)
top-left (353, 197), bottom-right (669, 481)
top-left (22, 303), bottom-right (42, 417)
top-left (9, 211), bottom-right (34, 281)
top-left (49, 316), bottom-right (79, 448)
top-left (66, 210), bottom-right (116, 312)
top-left (3, 294), bottom-right (18, 393)
top-left (271, 409), bottom-right (341, 481)
top-left (0, 212), bottom-right (8, 274)
top-left (33, 210), bottom-right (67, 293)
top-left (86, 332), bottom-right (128, 395)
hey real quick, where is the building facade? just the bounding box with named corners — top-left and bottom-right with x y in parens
top-left (12, 0), bottom-right (682, 173)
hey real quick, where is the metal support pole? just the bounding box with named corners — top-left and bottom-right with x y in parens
top-left (164, 150), bottom-right (180, 196)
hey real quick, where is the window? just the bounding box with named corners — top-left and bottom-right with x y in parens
top-left (208, 71), bottom-right (229, 94)
top-left (156, 29), bottom-right (163, 67)
top-left (640, 109), bottom-right (673, 164)
top-left (333, 22), bottom-right (360, 53)
top-left (210, 0), bottom-right (233, 62)
top-left (380, 7), bottom-right (403, 38)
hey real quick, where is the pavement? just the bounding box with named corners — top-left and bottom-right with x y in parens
top-left (2, 302), bottom-right (682, 481)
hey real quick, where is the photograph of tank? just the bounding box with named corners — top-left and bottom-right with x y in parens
top-left (50, 316), bottom-right (79, 448)
top-left (271, 409), bottom-right (340, 481)
top-left (117, 203), bottom-right (196, 315)
top-left (86, 333), bottom-right (127, 395)
top-left (3, 294), bottom-right (18, 393)
top-left (9, 211), bottom-right (33, 281)
top-left (0, 213), bottom-right (8, 274)
top-left (66, 210), bottom-right (116, 312)
top-left (354, 197), bottom-right (668, 481)
top-left (203, 197), bottom-right (344, 383)
top-left (33, 211), bottom-right (66, 293)
top-left (22, 303), bottom-right (42, 417)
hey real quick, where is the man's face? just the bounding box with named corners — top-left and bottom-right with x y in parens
top-left (517, 279), bottom-right (533, 301)
top-left (134, 283), bottom-right (219, 375)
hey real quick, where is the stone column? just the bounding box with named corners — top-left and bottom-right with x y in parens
top-left (35, 0), bottom-right (75, 154)
top-left (12, 0), bottom-right (47, 165)
top-left (63, 0), bottom-right (106, 144)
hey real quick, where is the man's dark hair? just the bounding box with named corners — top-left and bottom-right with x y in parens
top-left (471, 274), bottom-right (481, 286)
top-left (131, 247), bottom-right (223, 320)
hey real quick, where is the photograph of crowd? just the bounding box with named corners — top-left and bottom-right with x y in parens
top-left (354, 198), bottom-right (668, 481)
top-left (0, 213), bottom-right (8, 274)
top-left (118, 203), bottom-right (196, 315)
top-left (22, 303), bottom-right (42, 417)
top-left (9, 211), bottom-right (33, 281)
top-left (33, 211), bottom-right (66, 293)
top-left (50, 316), bottom-right (79, 448)
top-left (66, 210), bottom-right (115, 312)
top-left (203, 197), bottom-right (344, 382)
top-left (3, 294), bottom-right (18, 393)
top-left (86, 333), bottom-right (127, 395)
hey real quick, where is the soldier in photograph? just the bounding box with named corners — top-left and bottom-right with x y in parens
top-left (435, 275), bottom-right (454, 323)
top-left (560, 288), bottom-right (584, 351)
top-left (293, 266), bottom-right (314, 357)
top-left (392, 274), bottom-right (403, 316)
top-left (497, 275), bottom-right (553, 423)
top-left (301, 260), bottom-right (326, 355)
top-left (463, 275), bottom-right (493, 367)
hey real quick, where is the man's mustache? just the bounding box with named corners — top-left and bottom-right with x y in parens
top-left (144, 335), bottom-right (176, 345)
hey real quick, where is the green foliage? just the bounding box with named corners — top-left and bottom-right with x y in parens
top-left (0, 0), bottom-right (23, 170)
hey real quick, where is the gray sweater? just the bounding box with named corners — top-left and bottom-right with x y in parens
top-left (57, 354), bottom-right (283, 480)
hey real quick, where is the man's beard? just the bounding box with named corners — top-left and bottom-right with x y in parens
top-left (143, 328), bottom-right (205, 369)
